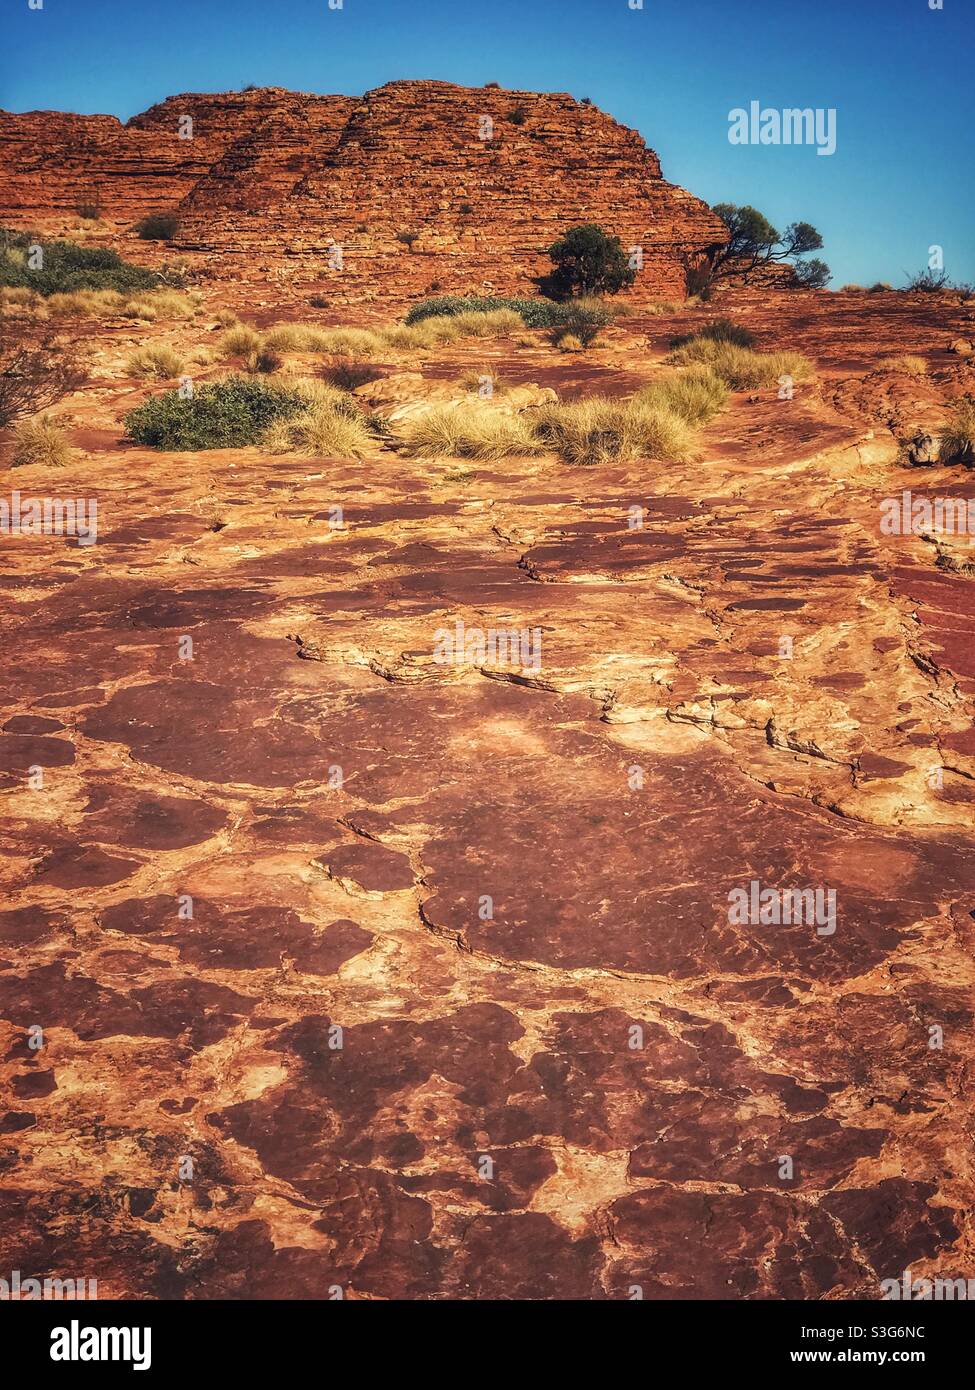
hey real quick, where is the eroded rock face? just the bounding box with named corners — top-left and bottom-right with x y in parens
top-left (0, 81), bottom-right (725, 302)
top-left (0, 289), bottom-right (974, 1300)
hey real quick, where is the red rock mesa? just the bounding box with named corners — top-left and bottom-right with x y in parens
top-left (0, 80), bottom-right (726, 303)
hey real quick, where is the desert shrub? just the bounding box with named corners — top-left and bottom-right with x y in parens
top-left (868, 282), bottom-right (893, 292)
top-left (907, 267), bottom-right (949, 293)
top-left (667, 335), bottom-right (812, 390)
top-left (634, 365), bottom-right (728, 426)
top-left (126, 342), bottom-right (186, 378)
top-left (939, 398), bottom-right (975, 463)
top-left (508, 106), bottom-right (528, 125)
top-left (395, 229), bottom-right (420, 247)
top-left (323, 361), bottom-right (384, 390)
top-left (405, 294), bottom-right (610, 331)
top-left (542, 224), bottom-right (635, 298)
top-left (532, 398), bottom-right (692, 466)
top-left (555, 333), bottom-right (583, 353)
top-left (308, 295), bottom-right (330, 308)
top-left (671, 317), bottom-right (755, 349)
top-left (880, 355), bottom-right (927, 376)
top-left (124, 375), bottom-right (305, 450)
top-left (135, 213), bottom-right (179, 241)
top-left (400, 404), bottom-right (540, 460)
top-left (216, 322), bottom-right (262, 357)
top-left (0, 229), bottom-right (158, 296)
top-left (246, 347), bottom-right (282, 374)
top-left (12, 413), bottom-right (73, 467)
top-left (459, 203), bottom-right (473, 215)
top-left (74, 201), bottom-right (102, 221)
top-left (0, 331), bottom-right (86, 427)
top-left (550, 297), bottom-right (612, 347)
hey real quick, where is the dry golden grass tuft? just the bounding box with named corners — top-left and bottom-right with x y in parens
top-left (667, 335), bottom-right (813, 390)
top-left (881, 354), bottom-right (928, 376)
top-left (126, 342), bottom-right (186, 379)
top-left (12, 413), bottom-right (74, 467)
top-left (400, 404), bottom-right (542, 460)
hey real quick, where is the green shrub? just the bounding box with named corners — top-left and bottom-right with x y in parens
top-left (542, 224), bottom-right (635, 298)
top-left (135, 213), bottom-right (179, 241)
top-left (405, 294), bottom-right (608, 330)
top-left (0, 229), bottom-right (159, 296)
top-left (124, 375), bottom-right (305, 450)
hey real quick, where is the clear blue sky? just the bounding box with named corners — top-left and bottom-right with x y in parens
top-left (3, 0), bottom-right (972, 287)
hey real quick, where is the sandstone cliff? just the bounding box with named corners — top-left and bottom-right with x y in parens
top-left (0, 80), bottom-right (726, 303)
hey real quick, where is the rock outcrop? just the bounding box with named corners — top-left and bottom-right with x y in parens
top-left (0, 81), bottom-right (726, 303)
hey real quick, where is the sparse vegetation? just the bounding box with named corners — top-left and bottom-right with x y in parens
top-left (323, 361), bottom-right (384, 391)
top-left (125, 342), bottom-right (186, 379)
top-left (634, 365), bottom-right (728, 426)
top-left (699, 204), bottom-right (830, 290)
top-left (667, 333), bottom-right (813, 390)
top-left (533, 398), bottom-right (693, 466)
top-left (0, 330), bottom-right (86, 428)
top-left (246, 347), bottom-right (282, 374)
top-left (0, 229), bottom-right (159, 296)
top-left (542, 224), bottom-right (635, 299)
top-left (216, 323), bottom-right (263, 357)
top-left (135, 213), bottom-right (179, 241)
top-left (938, 397), bottom-right (975, 463)
top-left (262, 384), bottom-right (373, 457)
top-left (124, 375), bottom-right (306, 450)
top-left (881, 354), bottom-right (927, 376)
top-left (12, 413), bottom-right (73, 468)
top-left (399, 404), bottom-right (541, 461)
top-left (550, 297), bottom-right (612, 347)
top-left (508, 106), bottom-right (528, 125)
top-left (906, 267), bottom-right (949, 293)
top-left (671, 317), bottom-right (755, 350)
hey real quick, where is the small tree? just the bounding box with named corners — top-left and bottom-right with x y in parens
top-left (542, 224), bottom-right (636, 299)
top-left (0, 331), bottom-right (86, 429)
top-left (704, 204), bottom-right (831, 288)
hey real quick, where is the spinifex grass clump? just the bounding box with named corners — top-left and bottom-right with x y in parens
top-left (633, 365), bottom-right (728, 426)
top-left (124, 376), bottom-right (306, 450)
top-left (670, 317), bottom-right (755, 349)
top-left (532, 398), bottom-right (693, 466)
top-left (938, 397), bottom-right (975, 463)
top-left (667, 334), bottom-right (812, 390)
top-left (12, 414), bottom-right (73, 468)
top-left (125, 342), bottom-right (186, 379)
top-left (0, 229), bottom-right (159, 296)
top-left (400, 404), bottom-right (542, 461)
top-left (261, 379), bottom-right (375, 458)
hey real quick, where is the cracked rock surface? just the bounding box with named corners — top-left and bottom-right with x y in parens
top-left (1, 289), bottom-right (974, 1299)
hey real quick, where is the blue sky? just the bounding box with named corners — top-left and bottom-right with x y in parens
top-left (3, 0), bottom-right (972, 287)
